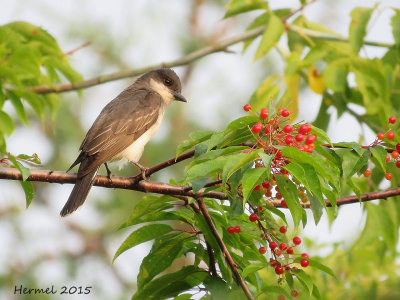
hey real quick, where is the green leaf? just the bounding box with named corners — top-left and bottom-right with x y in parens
top-left (368, 203), bottom-right (397, 253)
top-left (370, 146), bottom-right (387, 173)
top-left (391, 9), bottom-right (400, 45)
top-left (292, 269), bottom-right (313, 295)
top-left (323, 59), bottom-right (349, 92)
top-left (248, 75), bottom-right (282, 112)
top-left (296, 257), bottom-right (337, 279)
top-left (222, 149), bottom-right (263, 185)
top-left (7, 153), bottom-right (30, 181)
top-left (254, 14), bottom-right (285, 60)
top-left (349, 6), bottom-right (374, 53)
top-left (137, 234), bottom-right (187, 289)
top-left (242, 167), bottom-right (269, 201)
top-left (206, 131), bottom-right (225, 151)
top-left (225, 115), bottom-right (259, 132)
top-left (113, 224), bottom-right (173, 262)
top-left (224, 0), bottom-right (268, 18)
top-left (257, 285), bottom-right (291, 298)
top-left (259, 153), bottom-right (272, 176)
top-left (0, 111), bottom-right (14, 136)
top-left (187, 156), bottom-right (228, 182)
top-left (132, 266), bottom-right (207, 300)
top-left (308, 192), bottom-right (324, 225)
top-left (7, 91), bottom-right (29, 125)
top-left (118, 195), bottom-right (174, 229)
top-left (176, 131), bottom-right (213, 157)
top-left (310, 125), bottom-right (332, 146)
top-left (281, 147), bottom-right (341, 192)
top-left (241, 262), bottom-right (265, 279)
top-left (275, 175), bottom-right (303, 227)
top-left (20, 181), bottom-right (34, 208)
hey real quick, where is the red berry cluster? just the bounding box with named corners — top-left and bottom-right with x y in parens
top-left (264, 227), bottom-right (310, 275)
top-left (364, 116), bottom-right (399, 181)
top-left (227, 225), bottom-right (241, 234)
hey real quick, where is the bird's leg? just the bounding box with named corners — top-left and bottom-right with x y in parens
top-left (133, 162), bottom-right (149, 180)
top-left (104, 162), bottom-right (113, 181)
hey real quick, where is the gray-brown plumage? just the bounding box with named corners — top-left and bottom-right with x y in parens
top-left (61, 69), bottom-right (186, 217)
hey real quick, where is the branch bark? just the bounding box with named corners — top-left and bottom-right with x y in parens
top-left (0, 167), bottom-right (399, 207)
top-left (196, 197), bottom-right (254, 300)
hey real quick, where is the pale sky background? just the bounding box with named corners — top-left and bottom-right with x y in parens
top-left (0, 1), bottom-right (399, 299)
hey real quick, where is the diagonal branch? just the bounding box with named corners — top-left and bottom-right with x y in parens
top-left (196, 197), bottom-right (254, 300)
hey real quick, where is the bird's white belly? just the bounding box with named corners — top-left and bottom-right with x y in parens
top-left (112, 108), bottom-right (165, 169)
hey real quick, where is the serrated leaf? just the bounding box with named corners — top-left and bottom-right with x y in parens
top-left (241, 262), bottom-right (265, 279)
top-left (275, 175), bottom-right (303, 227)
top-left (257, 285), bottom-right (291, 298)
top-left (295, 257), bottom-right (337, 279)
top-left (187, 156), bottom-right (228, 182)
top-left (20, 181), bottom-right (34, 208)
top-left (224, 0), bottom-right (268, 18)
top-left (137, 234), bottom-right (187, 289)
top-left (258, 152), bottom-right (272, 176)
top-left (222, 149), bottom-right (263, 185)
top-left (255, 14), bottom-right (284, 60)
top-left (308, 192), bottom-right (323, 225)
top-left (265, 205), bottom-right (287, 224)
top-left (370, 146), bottom-right (387, 173)
top-left (7, 91), bottom-right (29, 125)
top-left (206, 131), bottom-right (225, 151)
top-left (310, 125), bottom-right (332, 146)
top-left (176, 130), bottom-right (213, 157)
top-left (225, 115), bottom-right (259, 132)
top-left (7, 152), bottom-right (30, 181)
top-left (118, 195), bottom-right (174, 229)
top-left (242, 167), bottom-right (269, 201)
top-left (292, 269), bottom-right (313, 295)
top-left (349, 6), bottom-right (374, 53)
top-left (113, 224), bottom-right (173, 262)
top-left (132, 266), bottom-right (207, 300)
top-left (0, 111), bottom-right (14, 136)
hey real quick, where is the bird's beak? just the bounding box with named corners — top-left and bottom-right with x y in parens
top-left (172, 91), bottom-right (187, 102)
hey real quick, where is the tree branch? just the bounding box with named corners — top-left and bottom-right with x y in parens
top-left (196, 197), bottom-right (254, 300)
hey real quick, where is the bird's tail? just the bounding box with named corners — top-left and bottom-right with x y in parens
top-left (60, 166), bottom-right (99, 217)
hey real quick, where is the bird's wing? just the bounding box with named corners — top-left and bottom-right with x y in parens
top-left (72, 89), bottom-right (163, 177)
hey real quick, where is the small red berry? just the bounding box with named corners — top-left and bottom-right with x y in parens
top-left (285, 136), bottom-right (293, 145)
top-left (293, 236), bottom-right (301, 245)
top-left (364, 170), bottom-right (371, 177)
top-left (249, 213), bottom-right (258, 222)
top-left (386, 173), bottom-right (393, 180)
top-left (279, 243), bottom-right (287, 250)
top-left (291, 290), bottom-right (299, 297)
top-left (396, 143), bottom-right (400, 152)
top-left (269, 241), bottom-right (278, 249)
top-left (286, 247), bottom-right (294, 254)
top-left (300, 259), bottom-right (309, 267)
top-left (389, 116), bottom-right (396, 124)
top-left (301, 253), bottom-right (309, 258)
top-left (227, 226), bottom-right (235, 234)
top-left (276, 192), bottom-right (283, 199)
top-left (260, 108), bottom-right (268, 119)
top-left (397, 161), bottom-right (400, 168)
top-left (386, 155), bottom-right (391, 163)
top-left (253, 185), bottom-right (260, 191)
top-left (387, 132), bottom-right (395, 140)
top-left (275, 150), bottom-right (282, 158)
top-left (262, 180), bottom-right (271, 189)
top-left (275, 266), bottom-right (284, 275)
top-left (252, 122), bottom-right (263, 133)
top-left (283, 125), bottom-right (293, 133)
top-left (295, 134), bottom-right (304, 142)
top-left (377, 132), bottom-right (385, 140)
top-left (259, 246), bottom-right (267, 254)
top-left (281, 109), bottom-right (290, 118)
top-left (281, 199), bottom-right (287, 208)
top-left (305, 134), bottom-right (316, 145)
top-left (298, 125), bottom-right (307, 135)
top-left (297, 146), bottom-right (304, 152)
top-left (264, 126), bottom-right (270, 134)
top-left (279, 226), bottom-right (287, 233)
top-left (243, 104), bottom-right (251, 111)
top-left (392, 151), bottom-right (399, 159)
top-left (234, 225), bottom-right (241, 233)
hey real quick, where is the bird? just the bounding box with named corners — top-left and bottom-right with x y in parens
top-left (60, 68), bottom-right (187, 217)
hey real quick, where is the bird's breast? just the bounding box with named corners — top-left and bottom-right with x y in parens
top-left (113, 107), bottom-right (165, 166)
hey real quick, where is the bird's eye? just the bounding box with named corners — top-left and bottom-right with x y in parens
top-left (164, 78), bottom-right (173, 86)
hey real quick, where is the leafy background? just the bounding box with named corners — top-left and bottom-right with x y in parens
top-left (1, 0), bottom-right (400, 299)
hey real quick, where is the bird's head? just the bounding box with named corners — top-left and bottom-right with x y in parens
top-left (140, 68), bottom-right (187, 105)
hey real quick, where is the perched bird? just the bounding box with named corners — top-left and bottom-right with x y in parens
top-left (60, 68), bottom-right (187, 216)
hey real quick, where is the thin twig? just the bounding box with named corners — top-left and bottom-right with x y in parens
top-left (64, 42), bottom-right (91, 56)
top-left (205, 242), bottom-right (217, 276)
top-left (196, 197), bottom-right (254, 300)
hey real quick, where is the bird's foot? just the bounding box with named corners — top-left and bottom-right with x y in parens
top-left (133, 162), bottom-right (150, 180)
top-left (104, 163), bottom-right (113, 182)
